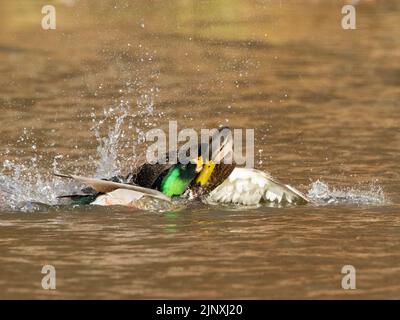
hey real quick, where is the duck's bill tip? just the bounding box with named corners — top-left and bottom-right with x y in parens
top-left (193, 156), bottom-right (204, 172)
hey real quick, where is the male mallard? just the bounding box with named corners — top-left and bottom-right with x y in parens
top-left (55, 127), bottom-right (231, 206)
top-left (56, 126), bottom-right (309, 207)
top-left (55, 158), bottom-right (203, 206)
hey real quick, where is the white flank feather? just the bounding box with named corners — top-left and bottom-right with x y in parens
top-left (91, 189), bottom-right (145, 207)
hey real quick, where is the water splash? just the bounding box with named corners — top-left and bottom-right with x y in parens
top-left (0, 85), bottom-right (161, 211)
top-left (90, 86), bottom-right (161, 178)
top-left (0, 127), bottom-right (79, 211)
top-left (91, 100), bottom-right (131, 178)
top-left (0, 157), bottom-right (82, 212)
top-left (307, 180), bottom-right (386, 205)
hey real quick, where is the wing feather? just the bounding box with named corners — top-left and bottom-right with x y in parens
top-left (207, 168), bottom-right (309, 206)
top-left (54, 173), bottom-right (171, 202)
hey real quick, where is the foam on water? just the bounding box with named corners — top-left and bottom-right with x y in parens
top-left (307, 180), bottom-right (387, 205)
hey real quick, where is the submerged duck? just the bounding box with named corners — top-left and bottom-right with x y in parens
top-left (56, 126), bottom-right (309, 208)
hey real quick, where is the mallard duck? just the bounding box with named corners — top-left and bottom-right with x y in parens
top-left (55, 127), bottom-right (232, 206)
top-left (56, 126), bottom-right (309, 207)
top-left (55, 158), bottom-right (203, 206)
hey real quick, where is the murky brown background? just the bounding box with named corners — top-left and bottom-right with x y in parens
top-left (0, 0), bottom-right (400, 299)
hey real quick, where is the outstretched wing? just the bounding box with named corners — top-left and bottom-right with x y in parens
top-left (207, 168), bottom-right (309, 206)
top-left (54, 173), bottom-right (171, 202)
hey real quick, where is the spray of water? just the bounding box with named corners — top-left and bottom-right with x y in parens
top-left (307, 180), bottom-right (386, 205)
top-left (0, 85), bottom-right (160, 212)
top-left (90, 86), bottom-right (160, 178)
top-left (91, 100), bottom-right (131, 178)
top-left (0, 152), bottom-right (83, 211)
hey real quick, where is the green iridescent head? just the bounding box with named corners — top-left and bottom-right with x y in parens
top-left (160, 157), bottom-right (203, 197)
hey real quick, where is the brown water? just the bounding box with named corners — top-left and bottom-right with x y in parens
top-left (0, 0), bottom-right (400, 299)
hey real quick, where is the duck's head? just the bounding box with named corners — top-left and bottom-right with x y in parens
top-left (159, 127), bottom-right (233, 197)
top-left (196, 127), bottom-right (233, 186)
top-left (159, 155), bottom-right (203, 197)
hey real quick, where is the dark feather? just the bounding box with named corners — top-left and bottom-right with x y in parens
top-left (190, 163), bottom-right (236, 196)
top-left (57, 194), bottom-right (99, 205)
top-left (132, 162), bottom-right (172, 188)
top-left (206, 163), bottom-right (236, 191)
